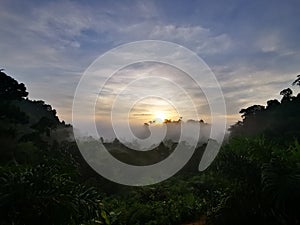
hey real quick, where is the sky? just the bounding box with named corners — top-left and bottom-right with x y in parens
top-left (1, 0), bottom-right (300, 130)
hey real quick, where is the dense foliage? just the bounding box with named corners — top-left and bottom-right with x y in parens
top-left (0, 71), bottom-right (109, 225)
top-left (229, 81), bottom-right (300, 143)
top-left (1, 71), bottom-right (300, 225)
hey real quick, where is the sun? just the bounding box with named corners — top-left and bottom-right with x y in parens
top-left (155, 112), bottom-right (166, 123)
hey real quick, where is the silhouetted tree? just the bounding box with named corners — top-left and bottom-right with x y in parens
top-left (0, 70), bottom-right (28, 100)
top-left (280, 88), bottom-right (293, 102)
top-left (292, 74), bottom-right (300, 86)
top-left (266, 99), bottom-right (280, 109)
top-left (230, 80), bottom-right (300, 142)
top-left (239, 105), bottom-right (265, 118)
top-left (31, 116), bottom-right (58, 136)
top-left (0, 71), bottom-right (110, 225)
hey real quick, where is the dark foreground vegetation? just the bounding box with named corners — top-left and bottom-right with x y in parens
top-left (1, 70), bottom-right (300, 225)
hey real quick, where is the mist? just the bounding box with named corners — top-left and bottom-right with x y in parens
top-left (93, 119), bottom-right (212, 148)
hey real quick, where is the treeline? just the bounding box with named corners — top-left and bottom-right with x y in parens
top-left (1, 70), bottom-right (300, 225)
top-left (229, 76), bottom-right (300, 143)
top-left (102, 76), bottom-right (300, 225)
top-left (0, 70), bottom-right (110, 225)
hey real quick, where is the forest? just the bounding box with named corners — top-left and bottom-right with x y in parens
top-left (1, 70), bottom-right (300, 225)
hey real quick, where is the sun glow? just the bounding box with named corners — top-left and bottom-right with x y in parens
top-left (155, 112), bottom-right (166, 123)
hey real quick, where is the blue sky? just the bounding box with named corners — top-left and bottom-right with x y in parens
top-left (1, 0), bottom-right (300, 126)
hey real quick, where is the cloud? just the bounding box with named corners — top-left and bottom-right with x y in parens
top-left (147, 24), bottom-right (233, 55)
top-left (215, 66), bottom-right (298, 121)
top-left (1, 0), bottom-right (300, 130)
top-left (88, 60), bottom-right (216, 125)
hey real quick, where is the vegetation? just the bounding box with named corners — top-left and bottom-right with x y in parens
top-left (229, 77), bottom-right (300, 144)
top-left (1, 70), bottom-right (300, 224)
top-left (0, 70), bottom-right (109, 225)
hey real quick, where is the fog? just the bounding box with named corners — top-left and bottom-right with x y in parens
top-left (89, 119), bottom-right (212, 149)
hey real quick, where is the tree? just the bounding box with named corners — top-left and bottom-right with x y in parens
top-left (0, 71), bottom-right (30, 145)
top-left (0, 70), bottom-right (28, 101)
top-left (0, 71), bottom-right (110, 225)
top-left (239, 105), bottom-right (265, 118)
top-left (280, 88), bottom-right (293, 100)
top-left (31, 116), bottom-right (58, 136)
top-left (292, 74), bottom-right (300, 86)
top-left (266, 99), bottom-right (280, 110)
top-left (210, 137), bottom-right (300, 225)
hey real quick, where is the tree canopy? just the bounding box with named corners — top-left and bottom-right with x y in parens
top-left (229, 75), bottom-right (300, 143)
top-left (0, 70), bottom-right (28, 100)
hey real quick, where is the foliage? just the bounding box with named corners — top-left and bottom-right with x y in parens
top-left (292, 74), bottom-right (300, 86)
top-left (1, 71), bottom-right (300, 225)
top-left (0, 71), bottom-right (109, 225)
top-left (0, 164), bottom-right (109, 225)
top-left (229, 77), bottom-right (300, 143)
top-left (0, 70), bottom-right (28, 101)
top-left (103, 174), bottom-right (224, 225)
top-left (209, 137), bottom-right (300, 225)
